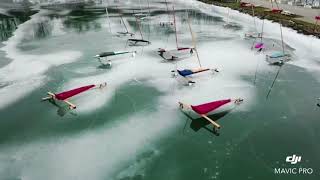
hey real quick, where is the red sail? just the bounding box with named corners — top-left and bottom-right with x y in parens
top-left (240, 2), bottom-right (254, 7)
top-left (55, 85), bottom-right (95, 100)
top-left (271, 9), bottom-right (282, 13)
top-left (191, 99), bottom-right (231, 115)
top-left (177, 47), bottom-right (192, 51)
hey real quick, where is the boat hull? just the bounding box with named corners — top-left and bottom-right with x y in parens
top-left (266, 54), bottom-right (291, 65)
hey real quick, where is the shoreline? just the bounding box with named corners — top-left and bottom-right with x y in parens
top-left (199, 0), bottom-right (320, 38)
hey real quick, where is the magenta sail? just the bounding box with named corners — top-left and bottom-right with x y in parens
top-left (254, 43), bottom-right (264, 49)
top-left (55, 85), bottom-right (95, 100)
top-left (191, 99), bottom-right (231, 114)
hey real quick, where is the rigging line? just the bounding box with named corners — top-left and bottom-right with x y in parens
top-left (266, 65), bottom-right (282, 99)
top-left (188, 17), bottom-right (202, 67)
top-left (165, 0), bottom-right (169, 13)
top-left (77, 90), bottom-right (110, 140)
top-left (182, 116), bottom-right (189, 134)
top-left (274, 0), bottom-right (280, 10)
top-left (251, 1), bottom-right (257, 32)
top-left (250, 31), bottom-right (258, 49)
top-left (163, 27), bottom-right (170, 49)
top-left (105, 7), bottom-right (112, 33)
top-left (279, 22), bottom-right (285, 54)
top-left (120, 16), bottom-right (129, 33)
top-left (139, 0), bottom-right (142, 14)
top-left (147, 12), bottom-right (151, 42)
top-left (173, 6), bottom-right (179, 49)
top-left (147, 0), bottom-right (151, 15)
top-left (117, 91), bottom-right (138, 114)
top-left (310, 17), bottom-right (319, 52)
top-left (253, 56), bottom-right (260, 85)
top-left (227, 8), bottom-right (230, 24)
top-left (147, 24), bottom-right (150, 41)
top-left (136, 17), bottom-right (143, 39)
top-left (116, 6), bottom-right (128, 33)
top-left (251, 39), bottom-right (256, 49)
top-left (260, 18), bottom-right (265, 43)
top-left (313, 19), bottom-right (319, 33)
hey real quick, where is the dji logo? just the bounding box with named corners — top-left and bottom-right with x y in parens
top-left (274, 155), bottom-right (312, 175)
top-left (286, 155), bottom-right (301, 164)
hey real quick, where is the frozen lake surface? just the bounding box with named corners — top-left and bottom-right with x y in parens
top-left (0, 0), bottom-right (319, 179)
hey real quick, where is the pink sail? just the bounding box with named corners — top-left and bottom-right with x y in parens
top-left (191, 99), bottom-right (231, 115)
top-left (55, 85), bottom-right (95, 100)
top-left (254, 43), bottom-right (264, 49)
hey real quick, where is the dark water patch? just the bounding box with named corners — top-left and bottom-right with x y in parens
top-left (41, 8), bottom-right (107, 33)
top-left (16, 43), bottom-right (38, 51)
top-left (114, 150), bottom-right (159, 180)
top-left (40, 1), bottom-right (94, 10)
top-left (0, 9), bottom-right (38, 41)
top-left (33, 20), bottom-right (53, 39)
top-left (0, 13), bottom-right (10, 18)
top-left (140, 64), bottom-right (320, 180)
top-left (0, 43), bottom-right (11, 67)
top-left (154, 1), bottom-right (173, 5)
top-left (61, 9), bottom-right (104, 33)
top-left (118, 175), bottom-right (144, 180)
top-left (0, 82), bottom-right (10, 88)
top-left (186, 9), bottom-right (224, 23)
top-left (196, 31), bottom-right (238, 42)
top-left (0, 81), bottom-right (163, 146)
top-left (144, 8), bottom-right (224, 24)
top-left (67, 8), bottom-right (107, 17)
top-left (182, 110), bottom-right (231, 136)
top-left (63, 17), bottom-right (101, 33)
top-left (7, 9), bottom-right (38, 19)
top-left (223, 22), bottom-right (242, 31)
top-left (143, 125), bottom-right (227, 180)
top-left (115, 149), bottom-right (158, 180)
top-left (0, 11), bottom-right (53, 41)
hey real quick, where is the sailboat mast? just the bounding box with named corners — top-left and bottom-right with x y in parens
top-left (139, 0), bottom-right (142, 14)
top-left (260, 19), bottom-right (265, 42)
top-left (187, 18), bottom-right (202, 67)
top-left (266, 65), bottom-right (282, 99)
top-left (274, 0), bottom-right (280, 10)
top-left (106, 7), bottom-right (112, 33)
top-left (120, 16), bottom-right (129, 33)
top-left (165, 0), bottom-right (169, 12)
top-left (147, 0), bottom-right (151, 15)
top-left (227, 8), bottom-right (230, 24)
top-left (173, 6), bottom-right (179, 49)
top-left (313, 17), bottom-right (319, 32)
top-left (251, 3), bottom-right (257, 32)
top-left (279, 23), bottom-right (285, 54)
top-left (136, 17), bottom-right (144, 39)
top-left (165, 0), bottom-right (171, 22)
